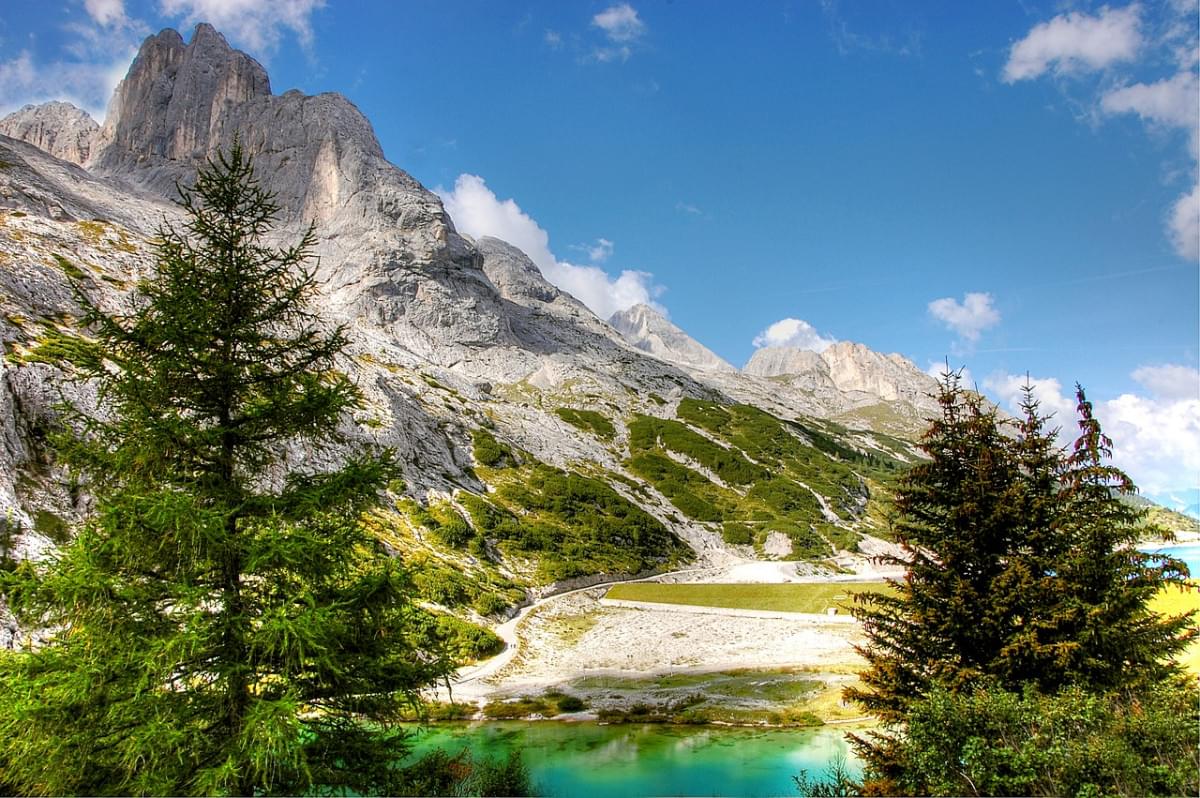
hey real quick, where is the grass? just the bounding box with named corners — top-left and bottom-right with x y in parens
top-left (604, 581), bottom-right (893, 614)
top-left (1150, 583), bottom-right (1200, 675)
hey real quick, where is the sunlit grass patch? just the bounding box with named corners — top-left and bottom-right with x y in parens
top-left (1150, 583), bottom-right (1200, 675)
top-left (604, 581), bottom-right (893, 614)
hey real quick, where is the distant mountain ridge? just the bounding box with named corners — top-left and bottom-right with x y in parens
top-left (5, 22), bottom-right (1181, 635)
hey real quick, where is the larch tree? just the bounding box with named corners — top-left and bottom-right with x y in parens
top-left (0, 145), bottom-right (455, 796)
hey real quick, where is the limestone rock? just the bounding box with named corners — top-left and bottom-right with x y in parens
top-left (609, 304), bottom-right (736, 373)
top-left (0, 102), bottom-right (99, 166)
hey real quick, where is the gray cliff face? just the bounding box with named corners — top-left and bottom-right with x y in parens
top-left (609, 304), bottom-right (736, 374)
top-left (0, 102), bottom-right (99, 166)
top-left (0, 23), bottom-right (956, 573)
top-left (745, 342), bottom-right (937, 405)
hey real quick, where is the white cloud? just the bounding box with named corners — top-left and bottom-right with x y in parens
top-left (1102, 70), bottom-right (1200, 261)
top-left (927, 292), bottom-right (1001, 343)
top-left (158, 0), bottom-right (326, 53)
top-left (1102, 71), bottom-right (1200, 133)
top-left (982, 366), bottom-right (1200, 496)
top-left (752, 318), bottom-right (837, 352)
top-left (436, 174), bottom-right (663, 320)
top-left (586, 237), bottom-right (614, 263)
top-left (85, 0), bottom-right (127, 27)
top-left (1132, 363), bottom-right (1200, 401)
top-left (0, 48), bottom-right (134, 120)
top-left (1102, 390), bottom-right (1200, 495)
top-left (1003, 5), bottom-right (1142, 83)
top-left (982, 372), bottom-right (1078, 429)
top-left (1167, 179), bottom-right (1200, 261)
top-left (1006, 3), bottom-right (1199, 263)
top-left (592, 4), bottom-right (646, 43)
top-left (544, 30), bottom-right (562, 49)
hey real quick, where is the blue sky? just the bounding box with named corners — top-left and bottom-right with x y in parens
top-left (1, 0), bottom-right (1198, 506)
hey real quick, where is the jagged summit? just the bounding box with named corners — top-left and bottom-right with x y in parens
top-left (745, 341), bottom-right (938, 409)
top-left (609, 303), bottom-right (736, 373)
top-left (0, 102), bottom-right (99, 167)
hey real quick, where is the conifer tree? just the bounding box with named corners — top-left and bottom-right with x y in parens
top-left (846, 371), bottom-right (1027, 724)
top-left (846, 373), bottom-right (1196, 791)
top-left (0, 145), bottom-right (454, 796)
top-left (1050, 385), bottom-right (1194, 689)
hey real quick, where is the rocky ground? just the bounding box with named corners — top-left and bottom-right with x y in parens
top-left (435, 557), bottom-right (893, 724)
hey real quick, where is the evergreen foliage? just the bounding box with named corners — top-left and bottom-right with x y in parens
top-left (0, 146), bottom-right (457, 796)
top-left (844, 371), bottom-right (1196, 794)
top-left (891, 682), bottom-right (1198, 796)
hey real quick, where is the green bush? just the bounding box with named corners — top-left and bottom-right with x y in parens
top-left (471, 591), bottom-right (509, 617)
top-left (556, 695), bottom-right (586, 712)
top-left (471, 428), bottom-right (512, 467)
top-left (875, 682), bottom-right (1200, 797)
top-left (721, 522), bottom-right (754, 545)
top-left (555, 407), bottom-right (617, 440)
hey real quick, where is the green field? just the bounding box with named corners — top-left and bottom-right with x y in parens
top-left (1150, 584), bottom-right (1200, 675)
top-left (604, 581), bottom-right (892, 614)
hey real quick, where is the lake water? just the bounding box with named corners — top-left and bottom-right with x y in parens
top-left (406, 721), bottom-right (860, 798)
top-left (1143, 542), bottom-right (1200, 577)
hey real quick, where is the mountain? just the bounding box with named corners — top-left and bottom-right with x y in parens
top-left (0, 24), bottom-right (939, 627)
top-left (609, 304), bottom-right (736, 373)
top-left (0, 102), bottom-right (99, 167)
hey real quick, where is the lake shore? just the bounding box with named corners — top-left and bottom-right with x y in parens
top-left (433, 550), bottom-right (898, 726)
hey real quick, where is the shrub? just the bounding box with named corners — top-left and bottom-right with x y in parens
top-left (471, 428), bottom-right (512, 467)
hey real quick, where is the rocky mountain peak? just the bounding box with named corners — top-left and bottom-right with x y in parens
top-left (92, 24), bottom-right (270, 178)
top-left (744, 341), bottom-right (937, 410)
top-left (608, 304), bottom-right (736, 373)
top-left (0, 102), bottom-right (98, 167)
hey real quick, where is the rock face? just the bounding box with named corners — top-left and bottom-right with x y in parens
top-left (746, 342), bottom-right (938, 408)
top-left (609, 304), bottom-right (736, 373)
top-left (0, 102), bottom-right (99, 166)
top-left (0, 22), bottom-right (940, 573)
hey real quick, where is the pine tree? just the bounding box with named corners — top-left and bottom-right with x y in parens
top-left (1050, 385), bottom-right (1194, 689)
top-left (846, 370), bottom-right (1027, 724)
top-left (846, 374), bottom-right (1196, 792)
top-left (0, 145), bottom-right (455, 795)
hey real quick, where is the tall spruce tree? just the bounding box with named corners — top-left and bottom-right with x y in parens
top-left (0, 145), bottom-right (455, 795)
top-left (846, 373), bottom-right (1196, 791)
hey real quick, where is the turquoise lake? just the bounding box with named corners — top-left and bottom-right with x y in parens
top-left (406, 722), bottom-right (859, 797)
top-left (1144, 542), bottom-right (1200, 576)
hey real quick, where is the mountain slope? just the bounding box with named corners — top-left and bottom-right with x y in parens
top-left (0, 24), bottom-right (924, 623)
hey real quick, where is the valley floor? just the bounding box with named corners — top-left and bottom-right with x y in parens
top-left (435, 554), bottom-right (902, 724)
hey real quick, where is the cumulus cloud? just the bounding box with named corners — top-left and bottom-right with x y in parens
top-left (1007, 3), bottom-right (1199, 262)
top-left (982, 372), bottom-right (1078, 429)
top-left (592, 4), bottom-right (646, 42)
top-left (927, 292), bottom-right (1001, 343)
top-left (158, 0), bottom-right (326, 53)
top-left (587, 3), bottom-right (646, 63)
top-left (1102, 70), bottom-right (1200, 259)
top-left (983, 366), bottom-right (1200, 496)
top-left (85, 0), bottom-right (128, 27)
top-left (752, 318), bottom-right (837, 352)
top-left (1002, 5), bottom-right (1142, 82)
top-left (436, 174), bottom-right (663, 320)
top-left (1132, 363), bottom-right (1200, 401)
top-left (1102, 389), bottom-right (1200, 495)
